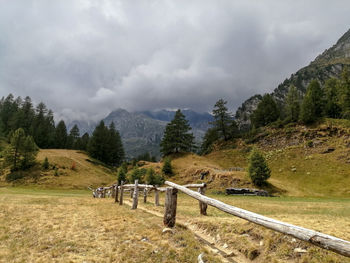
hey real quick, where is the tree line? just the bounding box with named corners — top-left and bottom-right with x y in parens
top-left (0, 94), bottom-right (125, 172)
top-left (250, 66), bottom-right (350, 128)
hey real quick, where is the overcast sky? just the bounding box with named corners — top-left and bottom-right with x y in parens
top-left (1, 0), bottom-right (349, 122)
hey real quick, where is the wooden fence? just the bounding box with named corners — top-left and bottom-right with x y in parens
top-left (90, 180), bottom-right (350, 258)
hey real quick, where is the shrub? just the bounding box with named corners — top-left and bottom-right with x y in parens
top-left (6, 172), bottom-right (24, 182)
top-left (307, 140), bottom-right (313, 148)
top-left (42, 157), bottom-right (49, 170)
top-left (162, 158), bottom-right (173, 176)
top-left (117, 167), bottom-right (126, 184)
top-left (127, 168), bottom-right (146, 183)
top-left (145, 168), bottom-right (165, 185)
top-left (248, 150), bottom-right (271, 186)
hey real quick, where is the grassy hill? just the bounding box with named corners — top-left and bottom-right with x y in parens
top-left (0, 149), bottom-right (116, 189)
top-left (163, 119), bottom-right (350, 197)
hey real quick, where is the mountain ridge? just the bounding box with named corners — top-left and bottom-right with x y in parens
top-left (235, 28), bottom-right (350, 130)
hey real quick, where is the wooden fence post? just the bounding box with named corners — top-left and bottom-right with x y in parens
top-left (103, 188), bottom-right (106, 198)
top-left (111, 185), bottom-right (116, 198)
top-left (155, 186), bottom-right (160, 206)
top-left (143, 188), bottom-right (147, 203)
top-left (132, 180), bottom-right (139, 209)
top-left (114, 183), bottom-right (119, 203)
top-left (130, 189), bottom-right (134, 198)
top-left (198, 186), bottom-right (207, 215)
top-left (163, 187), bottom-right (177, 227)
top-left (119, 181), bottom-right (124, 205)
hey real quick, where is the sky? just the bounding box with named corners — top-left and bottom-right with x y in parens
top-left (1, 0), bottom-right (350, 122)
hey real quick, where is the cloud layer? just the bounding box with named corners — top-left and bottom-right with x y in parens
top-left (1, 0), bottom-right (350, 122)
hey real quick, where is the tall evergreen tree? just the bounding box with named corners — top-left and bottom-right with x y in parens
top-left (67, 124), bottom-right (80, 149)
top-left (54, 120), bottom-right (68, 149)
top-left (211, 99), bottom-right (235, 141)
top-left (300, 80), bottom-right (324, 124)
top-left (251, 94), bottom-right (279, 128)
top-left (338, 66), bottom-right (350, 119)
top-left (80, 132), bottom-right (90, 151)
top-left (285, 85), bottom-right (300, 122)
top-left (0, 94), bottom-right (17, 134)
top-left (324, 78), bottom-right (342, 118)
top-left (88, 121), bottom-right (108, 162)
top-left (107, 122), bottom-right (125, 166)
top-left (200, 128), bottom-right (219, 155)
top-left (160, 109), bottom-right (195, 156)
top-left (4, 128), bottom-right (38, 171)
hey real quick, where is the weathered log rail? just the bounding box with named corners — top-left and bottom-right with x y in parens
top-left (164, 181), bottom-right (350, 258)
top-left (89, 180), bottom-right (350, 258)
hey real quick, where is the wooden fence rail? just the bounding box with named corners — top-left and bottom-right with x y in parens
top-left (164, 181), bottom-right (350, 258)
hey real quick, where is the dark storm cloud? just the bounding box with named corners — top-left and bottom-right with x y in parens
top-left (0, 0), bottom-right (349, 122)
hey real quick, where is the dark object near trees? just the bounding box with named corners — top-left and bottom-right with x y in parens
top-left (225, 188), bottom-right (268, 196)
top-left (322, 147), bottom-right (335, 154)
top-left (42, 157), bottom-right (49, 170)
top-left (200, 171), bottom-right (209, 180)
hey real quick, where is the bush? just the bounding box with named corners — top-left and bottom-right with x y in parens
top-left (145, 168), bottom-right (165, 185)
top-left (127, 167), bottom-right (146, 183)
top-left (117, 168), bottom-right (126, 184)
top-left (6, 172), bottom-right (24, 182)
top-left (162, 158), bottom-right (173, 176)
top-left (42, 157), bottom-right (49, 170)
top-left (248, 150), bottom-right (271, 186)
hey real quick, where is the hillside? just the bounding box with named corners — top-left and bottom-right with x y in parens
top-left (0, 149), bottom-right (116, 189)
top-left (162, 119), bottom-right (350, 197)
top-left (236, 28), bottom-right (350, 130)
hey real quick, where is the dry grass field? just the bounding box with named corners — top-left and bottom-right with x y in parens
top-left (0, 188), bottom-right (222, 263)
top-left (144, 192), bottom-right (350, 263)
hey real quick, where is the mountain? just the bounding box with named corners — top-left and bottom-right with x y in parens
top-left (68, 109), bottom-right (212, 159)
top-left (235, 28), bottom-right (350, 130)
top-left (103, 109), bottom-right (166, 159)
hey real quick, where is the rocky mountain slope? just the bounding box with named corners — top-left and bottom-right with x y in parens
top-left (236, 28), bottom-right (350, 130)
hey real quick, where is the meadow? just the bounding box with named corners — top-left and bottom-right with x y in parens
top-left (1, 187), bottom-right (349, 263)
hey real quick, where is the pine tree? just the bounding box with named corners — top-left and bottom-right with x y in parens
top-left (106, 122), bottom-right (125, 166)
top-left (211, 99), bottom-right (235, 141)
top-left (251, 94), bottom-right (280, 128)
top-left (248, 149), bottom-right (271, 186)
top-left (300, 80), bottom-right (324, 124)
top-left (200, 128), bottom-right (219, 155)
top-left (80, 132), bottom-right (90, 151)
top-left (55, 120), bottom-right (68, 149)
top-left (160, 109), bottom-right (195, 156)
top-left (285, 85), bottom-right (300, 122)
top-left (4, 128), bottom-right (38, 171)
top-left (117, 166), bottom-right (126, 184)
top-left (0, 94), bottom-right (17, 134)
top-left (324, 78), bottom-right (341, 118)
top-left (21, 136), bottom-right (39, 169)
top-left (162, 157), bottom-right (173, 176)
top-left (338, 66), bottom-right (350, 119)
top-left (67, 124), bottom-right (80, 149)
